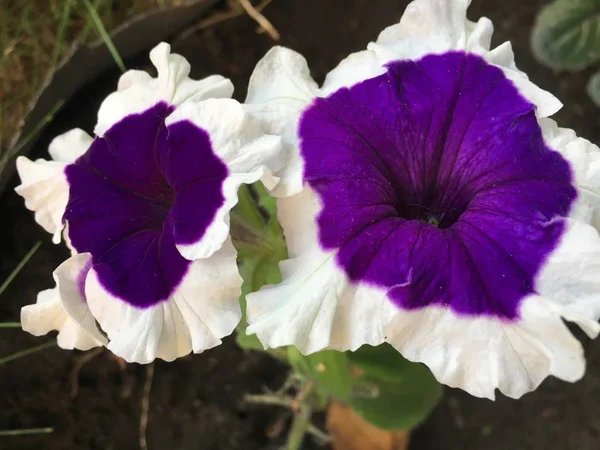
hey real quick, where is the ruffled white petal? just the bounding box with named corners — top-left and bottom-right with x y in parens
top-left (15, 157), bottom-right (67, 243)
top-left (166, 99), bottom-right (283, 260)
top-left (320, 50), bottom-right (386, 96)
top-left (535, 219), bottom-right (600, 338)
top-left (484, 42), bottom-right (562, 119)
top-left (374, 0), bottom-right (472, 57)
top-left (15, 129), bottom-right (92, 243)
top-left (84, 238), bottom-right (242, 363)
top-left (246, 46), bottom-right (319, 196)
top-left (382, 296), bottom-right (586, 400)
top-left (246, 188), bottom-right (600, 399)
top-left (96, 42), bottom-right (234, 136)
top-left (54, 253), bottom-right (108, 345)
top-left (367, 0), bottom-right (562, 118)
top-left (541, 119), bottom-right (600, 229)
top-left (47, 128), bottom-right (93, 163)
top-left (246, 249), bottom-right (386, 354)
top-left (246, 188), bottom-right (386, 353)
top-left (21, 287), bottom-right (104, 351)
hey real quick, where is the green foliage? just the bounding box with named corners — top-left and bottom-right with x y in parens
top-left (347, 344), bottom-right (443, 430)
top-left (288, 347), bottom-right (352, 401)
top-left (587, 70), bottom-right (600, 106)
top-left (81, 0), bottom-right (125, 72)
top-left (236, 254), bottom-right (281, 350)
top-left (532, 0), bottom-right (600, 71)
top-left (233, 183), bottom-right (287, 351)
top-left (233, 184), bottom-right (442, 432)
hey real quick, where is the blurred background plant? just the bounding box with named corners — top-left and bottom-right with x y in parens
top-left (531, 0), bottom-right (600, 105)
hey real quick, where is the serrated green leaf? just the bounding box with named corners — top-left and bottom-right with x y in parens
top-left (532, 0), bottom-right (600, 71)
top-left (348, 344), bottom-right (442, 430)
top-left (587, 70), bottom-right (600, 106)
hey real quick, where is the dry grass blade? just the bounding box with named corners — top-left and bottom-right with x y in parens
top-left (52, 0), bottom-right (75, 68)
top-left (0, 427), bottom-right (54, 437)
top-left (180, 0), bottom-right (275, 39)
top-left (81, 0), bottom-right (126, 72)
top-left (0, 240), bottom-right (41, 298)
top-left (0, 100), bottom-right (64, 174)
top-left (238, 0), bottom-right (279, 40)
top-left (0, 340), bottom-right (57, 366)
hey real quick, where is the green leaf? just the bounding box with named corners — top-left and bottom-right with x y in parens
top-left (81, 0), bottom-right (126, 72)
top-left (532, 0), bottom-right (600, 71)
top-left (233, 183), bottom-right (287, 351)
top-left (587, 70), bottom-right (600, 106)
top-left (288, 347), bottom-right (352, 402)
top-left (348, 344), bottom-right (416, 382)
top-left (288, 346), bottom-right (314, 376)
top-left (348, 344), bottom-right (442, 430)
top-left (235, 255), bottom-right (282, 350)
top-left (308, 350), bottom-right (351, 400)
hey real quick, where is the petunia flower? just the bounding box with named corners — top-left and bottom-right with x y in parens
top-left (244, 0), bottom-right (600, 399)
top-left (16, 43), bottom-right (283, 363)
top-left (21, 254), bottom-right (107, 351)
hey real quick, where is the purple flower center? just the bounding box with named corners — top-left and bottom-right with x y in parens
top-left (65, 102), bottom-right (228, 308)
top-left (300, 52), bottom-right (576, 320)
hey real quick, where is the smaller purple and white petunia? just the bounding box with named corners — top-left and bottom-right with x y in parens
top-left (16, 43), bottom-right (283, 363)
top-left (244, 0), bottom-right (600, 399)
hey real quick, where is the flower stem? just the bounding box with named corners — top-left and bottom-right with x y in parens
top-left (286, 404), bottom-right (311, 450)
top-left (244, 394), bottom-right (292, 408)
top-left (0, 322), bottom-right (21, 328)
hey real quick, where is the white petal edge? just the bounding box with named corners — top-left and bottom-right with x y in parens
top-left (166, 99), bottom-right (283, 260)
top-left (535, 219), bottom-right (600, 338)
top-left (246, 188), bottom-right (387, 353)
top-left (15, 157), bottom-right (67, 244)
top-left (54, 253), bottom-right (108, 345)
top-left (247, 245), bottom-right (593, 399)
top-left (375, 0), bottom-right (472, 56)
top-left (15, 129), bottom-right (92, 243)
top-left (95, 42), bottom-right (234, 136)
top-left (366, 0), bottom-right (562, 118)
top-left (21, 288), bottom-right (103, 351)
top-left (246, 187), bottom-right (600, 399)
top-left (542, 118), bottom-right (600, 230)
top-left (246, 46), bottom-right (320, 197)
top-left (84, 238), bottom-right (242, 364)
top-left (47, 127), bottom-right (93, 163)
top-left (382, 295), bottom-right (586, 400)
top-left (246, 248), bottom-right (387, 353)
top-left (319, 50), bottom-right (386, 96)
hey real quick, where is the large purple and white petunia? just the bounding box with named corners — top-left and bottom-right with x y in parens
top-left (16, 43), bottom-right (283, 363)
top-left (245, 0), bottom-right (600, 399)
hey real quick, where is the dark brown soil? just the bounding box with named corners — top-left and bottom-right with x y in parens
top-left (1, 1), bottom-right (600, 449)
